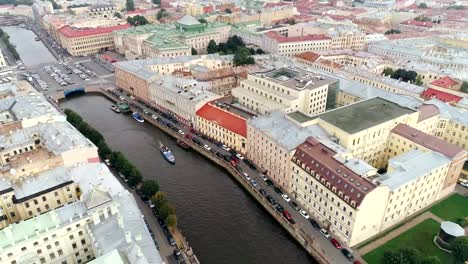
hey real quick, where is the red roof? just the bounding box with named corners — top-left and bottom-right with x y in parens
top-left (196, 103), bottom-right (247, 137)
top-left (421, 88), bottom-right (462, 103)
top-left (392, 124), bottom-right (464, 159)
top-left (265, 31), bottom-right (331, 43)
top-left (417, 104), bottom-right (439, 122)
top-left (293, 137), bottom-right (375, 207)
top-left (58, 23), bottom-right (131, 38)
top-left (401, 19), bottom-right (433, 28)
top-left (125, 8), bottom-right (159, 15)
top-left (0, 5), bottom-right (14, 9)
top-left (294, 51), bottom-right (321, 62)
top-left (430, 76), bottom-right (459, 89)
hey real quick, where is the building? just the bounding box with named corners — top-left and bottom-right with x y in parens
top-left (262, 32), bottom-right (332, 56)
top-left (196, 100), bottom-right (253, 153)
top-left (232, 67), bottom-right (337, 115)
top-left (0, 51), bottom-right (7, 68)
top-left (113, 15), bottom-right (231, 59)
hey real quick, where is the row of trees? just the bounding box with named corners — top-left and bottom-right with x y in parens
top-left (0, 0), bottom-right (33, 6)
top-left (460, 81), bottom-right (468, 93)
top-left (385, 29), bottom-right (401, 35)
top-left (126, 0), bottom-right (135, 11)
top-left (0, 29), bottom-right (20, 61)
top-left (64, 109), bottom-right (177, 229)
top-left (206, 36), bottom-right (263, 66)
top-left (382, 236), bottom-right (468, 264)
top-left (127, 15), bottom-right (149, 26)
top-left (382, 68), bottom-right (423, 85)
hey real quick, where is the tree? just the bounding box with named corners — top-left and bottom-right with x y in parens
top-left (461, 81), bottom-right (468, 93)
top-left (127, 15), bottom-right (149, 26)
top-left (233, 47), bottom-right (255, 66)
top-left (225, 8), bottom-right (232, 13)
top-left (415, 75), bottom-right (423, 86)
top-left (126, 0), bottom-right (135, 11)
top-left (156, 8), bottom-right (168, 21)
top-left (96, 140), bottom-right (112, 158)
top-left (140, 180), bottom-right (160, 197)
top-left (114, 12), bottom-right (122, 18)
top-left (191, 47), bottom-right (197, 55)
top-left (382, 248), bottom-right (420, 264)
top-left (452, 236), bottom-right (468, 263)
top-left (207, 39), bottom-right (218, 54)
top-left (165, 214), bottom-right (177, 229)
top-left (198, 18), bottom-right (207, 23)
top-left (152, 0), bottom-right (160, 5)
top-left (385, 29), bottom-right (401, 35)
top-left (286, 18), bottom-right (296, 25)
top-left (256, 48), bottom-right (264, 54)
top-left (420, 256), bottom-right (442, 264)
top-left (418, 2), bottom-right (428, 8)
top-left (158, 203), bottom-right (175, 220)
top-left (151, 191), bottom-right (168, 209)
top-left (109, 151), bottom-right (127, 171)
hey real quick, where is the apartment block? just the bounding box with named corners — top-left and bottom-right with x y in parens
top-left (232, 67), bottom-right (337, 115)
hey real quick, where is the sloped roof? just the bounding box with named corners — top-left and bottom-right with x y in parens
top-left (196, 103), bottom-right (247, 137)
top-left (294, 51), bottom-right (321, 62)
top-left (430, 76), bottom-right (459, 89)
top-left (177, 15), bottom-right (200, 26)
top-left (421, 88), bottom-right (462, 103)
top-left (59, 24), bottom-right (131, 38)
top-left (84, 187), bottom-right (112, 209)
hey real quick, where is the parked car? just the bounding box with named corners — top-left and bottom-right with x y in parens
top-left (259, 188), bottom-right (267, 197)
top-left (250, 179), bottom-right (257, 187)
top-left (266, 195), bottom-right (276, 205)
top-left (236, 153), bottom-right (245, 160)
top-left (289, 201), bottom-right (300, 211)
top-left (243, 172), bottom-right (250, 181)
top-left (221, 144), bottom-right (230, 151)
top-left (341, 249), bottom-right (354, 261)
top-left (281, 194), bottom-right (291, 202)
top-left (320, 228), bottom-right (330, 238)
top-left (282, 210), bottom-right (292, 220)
top-left (275, 204), bottom-right (284, 213)
top-left (174, 247), bottom-right (182, 260)
top-left (167, 235), bottom-right (176, 246)
top-left (273, 186), bottom-right (283, 195)
top-left (299, 210), bottom-right (310, 219)
top-left (265, 179), bottom-right (274, 187)
top-left (309, 219), bottom-right (321, 230)
top-left (260, 174), bottom-right (268, 181)
top-left (244, 159), bottom-right (257, 170)
top-left (330, 238), bottom-right (342, 249)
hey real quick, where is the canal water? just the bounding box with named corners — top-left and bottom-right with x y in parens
top-left (1, 26), bottom-right (56, 66)
top-left (63, 95), bottom-right (316, 264)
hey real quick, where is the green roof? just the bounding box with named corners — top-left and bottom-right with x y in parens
top-left (0, 210), bottom-right (60, 249)
top-left (144, 35), bottom-right (189, 49)
top-left (287, 111), bottom-right (316, 123)
top-left (319, 97), bottom-right (415, 134)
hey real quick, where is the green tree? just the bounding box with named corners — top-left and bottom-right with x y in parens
top-left (382, 248), bottom-right (420, 264)
top-left (191, 47), bottom-right (197, 55)
top-left (140, 180), bottom-right (160, 197)
top-left (158, 203), bottom-right (175, 220)
top-left (151, 191), bottom-right (168, 209)
top-left (256, 48), bottom-right (264, 54)
top-left (156, 8), bottom-right (168, 20)
top-left (420, 256), bottom-right (442, 264)
top-left (383, 67), bottom-right (394, 76)
top-left (114, 12), bottom-right (122, 18)
top-left (385, 29), bottom-right (401, 35)
top-left (198, 18), bottom-right (207, 23)
top-left (127, 15), bottom-right (149, 26)
top-left (418, 2), bottom-right (428, 8)
top-left (461, 81), bottom-right (468, 93)
top-left (415, 75), bottom-right (423, 86)
top-left (152, 0), bottom-right (160, 5)
top-left (225, 8), bottom-right (232, 13)
top-left (109, 151), bottom-right (127, 171)
top-left (452, 236), bottom-right (468, 263)
top-left (165, 214), bottom-right (177, 229)
top-left (207, 39), bottom-right (218, 54)
top-left (286, 18), bottom-right (296, 25)
top-left (233, 47), bottom-right (255, 66)
top-left (126, 0), bottom-right (135, 11)
top-left (96, 140), bottom-right (112, 158)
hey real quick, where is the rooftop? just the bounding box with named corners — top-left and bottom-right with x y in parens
top-left (196, 102), bottom-right (248, 137)
top-left (379, 149), bottom-right (450, 190)
top-left (59, 23), bottom-right (130, 38)
top-left (265, 31), bottom-right (331, 43)
top-left (426, 99), bottom-right (468, 126)
top-left (0, 94), bottom-right (64, 124)
top-left (254, 67), bottom-right (336, 91)
top-left (294, 137), bottom-right (376, 207)
top-left (430, 76), bottom-right (459, 89)
top-left (319, 97), bottom-right (416, 134)
top-left (421, 88), bottom-right (462, 103)
top-left (392, 124), bottom-right (465, 159)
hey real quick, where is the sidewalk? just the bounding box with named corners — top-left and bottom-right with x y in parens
top-left (358, 212), bottom-right (444, 256)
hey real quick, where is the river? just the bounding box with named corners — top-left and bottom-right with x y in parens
top-left (63, 95), bottom-right (316, 264)
top-left (1, 26), bottom-right (56, 66)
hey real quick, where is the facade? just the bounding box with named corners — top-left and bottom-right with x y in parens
top-left (113, 15), bottom-right (231, 59)
top-left (232, 67), bottom-right (337, 115)
top-left (262, 32), bottom-right (332, 56)
top-left (0, 51), bottom-right (7, 68)
top-left (196, 101), bottom-right (252, 153)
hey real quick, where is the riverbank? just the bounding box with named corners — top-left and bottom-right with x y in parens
top-left (57, 88), bottom-right (330, 263)
top-left (0, 28), bottom-right (20, 64)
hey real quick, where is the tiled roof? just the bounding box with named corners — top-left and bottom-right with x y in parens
top-left (430, 76), bottom-right (459, 89)
top-left (196, 103), bottom-right (247, 137)
top-left (294, 51), bottom-right (321, 62)
top-left (392, 124), bottom-right (465, 159)
top-left (421, 88), bottom-right (462, 103)
top-left (400, 19), bottom-right (433, 28)
top-left (58, 24), bottom-right (131, 38)
top-left (265, 31), bottom-right (331, 43)
top-left (417, 104), bottom-right (439, 122)
top-left (293, 137), bottom-right (376, 207)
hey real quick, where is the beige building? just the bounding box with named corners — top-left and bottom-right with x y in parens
top-left (196, 101), bottom-right (252, 153)
top-left (233, 67), bottom-right (337, 115)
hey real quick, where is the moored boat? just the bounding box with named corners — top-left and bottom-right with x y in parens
top-left (160, 143), bottom-right (175, 164)
top-left (177, 140), bottom-right (191, 150)
top-left (132, 112), bottom-right (144, 123)
top-left (110, 104), bottom-right (121, 113)
top-left (117, 102), bottom-right (131, 113)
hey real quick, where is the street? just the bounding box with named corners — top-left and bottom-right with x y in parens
top-left (111, 89), bottom-right (360, 264)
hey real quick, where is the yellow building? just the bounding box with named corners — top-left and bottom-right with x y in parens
top-left (196, 102), bottom-right (251, 153)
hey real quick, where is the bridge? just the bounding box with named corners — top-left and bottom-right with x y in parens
top-left (50, 86), bottom-right (113, 102)
top-left (0, 15), bottom-right (29, 26)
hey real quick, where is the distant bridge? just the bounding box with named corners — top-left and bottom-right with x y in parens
top-left (50, 86), bottom-right (114, 102)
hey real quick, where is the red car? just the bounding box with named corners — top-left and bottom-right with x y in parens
top-left (353, 261), bottom-right (362, 264)
top-left (330, 238), bottom-right (342, 249)
top-left (282, 210), bottom-right (292, 220)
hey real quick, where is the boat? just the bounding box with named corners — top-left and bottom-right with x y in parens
top-left (35, 37), bottom-right (40, 41)
top-left (177, 140), bottom-right (191, 150)
top-left (110, 104), bottom-right (121, 113)
top-left (160, 143), bottom-right (175, 164)
top-left (117, 102), bottom-right (131, 113)
top-left (132, 112), bottom-right (144, 123)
